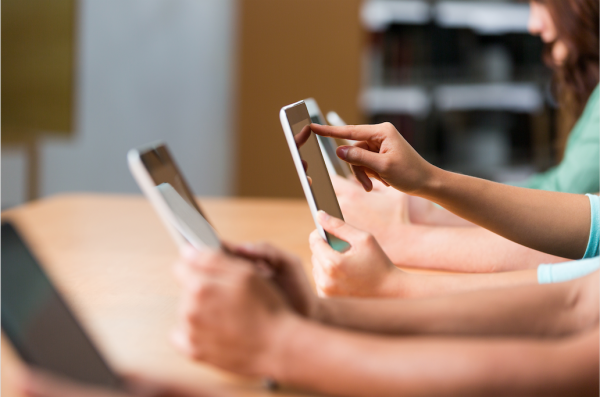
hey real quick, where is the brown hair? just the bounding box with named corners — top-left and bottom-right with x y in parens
top-left (539, 0), bottom-right (599, 156)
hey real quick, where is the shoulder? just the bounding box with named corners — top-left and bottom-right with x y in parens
top-left (569, 87), bottom-right (599, 141)
top-left (582, 84), bottom-right (600, 122)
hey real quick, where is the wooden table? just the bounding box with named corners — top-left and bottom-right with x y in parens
top-left (1, 194), bottom-right (320, 397)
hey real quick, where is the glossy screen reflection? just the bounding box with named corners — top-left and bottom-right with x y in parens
top-left (140, 145), bottom-right (208, 219)
top-left (289, 116), bottom-right (349, 252)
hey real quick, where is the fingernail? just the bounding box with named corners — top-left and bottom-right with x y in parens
top-left (317, 210), bottom-right (330, 221)
top-left (337, 146), bottom-right (349, 160)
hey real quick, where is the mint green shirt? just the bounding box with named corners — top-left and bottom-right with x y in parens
top-left (514, 84), bottom-right (599, 193)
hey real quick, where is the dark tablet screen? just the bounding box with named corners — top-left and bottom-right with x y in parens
top-left (138, 144), bottom-right (209, 221)
top-left (285, 102), bottom-right (349, 252)
top-left (1, 223), bottom-right (123, 389)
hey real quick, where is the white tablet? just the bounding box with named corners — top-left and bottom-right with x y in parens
top-left (325, 111), bottom-right (347, 127)
top-left (156, 182), bottom-right (220, 250)
top-left (280, 101), bottom-right (350, 252)
top-left (304, 98), bottom-right (353, 178)
top-left (326, 110), bottom-right (357, 146)
top-left (128, 142), bottom-right (220, 250)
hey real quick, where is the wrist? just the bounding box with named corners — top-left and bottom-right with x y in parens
top-left (259, 313), bottom-right (305, 380)
top-left (266, 316), bottom-right (351, 391)
top-left (378, 267), bottom-right (412, 298)
top-left (312, 297), bottom-right (335, 324)
top-left (418, 165), bottom-right (445, 198)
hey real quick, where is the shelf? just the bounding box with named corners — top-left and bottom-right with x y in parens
top-left (362, 0), bottom-right (530, 35)
top-left (435, 1), bottom-right (530, 35)
top-left (361, 83), bottom-right (543, 115)
top-left (362, 0), bottom-right (431, 31)
top-left (434, 83), bottom-right (543, 112)
top-left (361, 86), bottom-right (431, 117)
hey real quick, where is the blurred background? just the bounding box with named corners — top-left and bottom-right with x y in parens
top-left (2, 0), bottom-right (558, 208)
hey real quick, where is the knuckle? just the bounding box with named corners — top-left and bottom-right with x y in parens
top-left (317, 279), bottom-right (339, 297)
top-left (322, 257), bottom-right (341, 277)
top-left (357, 230), bottom-right (375, 247)
top-left (316, 281), bottom-right (333, 296)
top-left (180, 308), bottom-right (200, 328)
top-left (183, 309), bottom-right (199, 326)
top-left (348, 147), bottom-right (363, 163)
top-left (235, 266), bottom-right (255, 285)
top-left (379, 157), bottom-right (394, 174)
top-left (364, 232), bottom-right (376, 245)
top-left (190, 281), bottom-right (213, 300)
top-left (189, 345), bottom-right (206, 361)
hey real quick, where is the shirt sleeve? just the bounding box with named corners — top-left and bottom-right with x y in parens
top-left (583, 194), bottom-right (600, 258)
top-left (538, 257), bottom-right (600, 284)
top-left (537, 195), bottom-right (600, 284)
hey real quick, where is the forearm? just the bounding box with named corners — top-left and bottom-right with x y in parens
top-left (382, 224), bottom-right (566, 273)
top-left (317, 275), bottom-right (595, 337)
top-left (272, 318), bottom-right (599, 397)
top-left (384, 268), bottom-right (538, 299)
top-left (419, 169), bottom-right (590, 259)
top-left (408, 195), bottom-right (474, 227)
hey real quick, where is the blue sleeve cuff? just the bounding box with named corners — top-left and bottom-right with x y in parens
top-left (583, 194), bottom-right (599, 258)
top-left (538, 257), bottom-right (600, 284)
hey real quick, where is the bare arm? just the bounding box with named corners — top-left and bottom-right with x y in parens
top-left (422, 172), bottom-right (590, 259)
top-left (173, 247), bottom-right (600, 397)
top-left (388, 224), bottom-right (566, 272)
top-left (316, 271), bottom-right (599, 338)
top-left (238, 238), bottom-right (598, 337)
top-left (408, 194), bottom-right (475, 226)
top-left (332, 173), bottom-right (567, 273)
top-left (386, 266), bottom-right (538, 297)
top-left (311, 213), bottom-right (556, 299)
top-left (312, 123), bottom-right (591, 259)
top-left (274, 321), bottom-right (599, 397)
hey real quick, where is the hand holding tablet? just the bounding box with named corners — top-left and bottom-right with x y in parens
top-left (279, 101), bottom-right (350, 252)
top-left (156, 183), bottom-right (220, 250)
top-left (128, 143), bottom-right (222, 250)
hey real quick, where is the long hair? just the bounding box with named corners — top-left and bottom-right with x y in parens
top-left (540, 0), bottom-right (599, 156)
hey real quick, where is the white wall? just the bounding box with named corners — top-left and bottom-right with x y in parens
top-left (2, 0), bottom-right (237, 208)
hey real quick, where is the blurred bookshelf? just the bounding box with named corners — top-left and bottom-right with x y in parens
top-left (360, 0), bottom-right (555, 182)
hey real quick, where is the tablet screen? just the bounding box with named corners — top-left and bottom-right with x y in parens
top-left (139, 145), bottom-right (207, 219)
top-left (1, 223), bottom-right (123, 389)
top-left (306, 99), bottom-right (352, 178)
top-left (286, 103), bottom-right (349, 251)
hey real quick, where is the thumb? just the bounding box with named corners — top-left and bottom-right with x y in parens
top-left (317, 211), bottom-right (365, 245)
top-left (337, 145), bottom-right (382, 172)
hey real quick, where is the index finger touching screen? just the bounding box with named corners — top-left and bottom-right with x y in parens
top-left (280, 101), bottom-right (350, 252)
